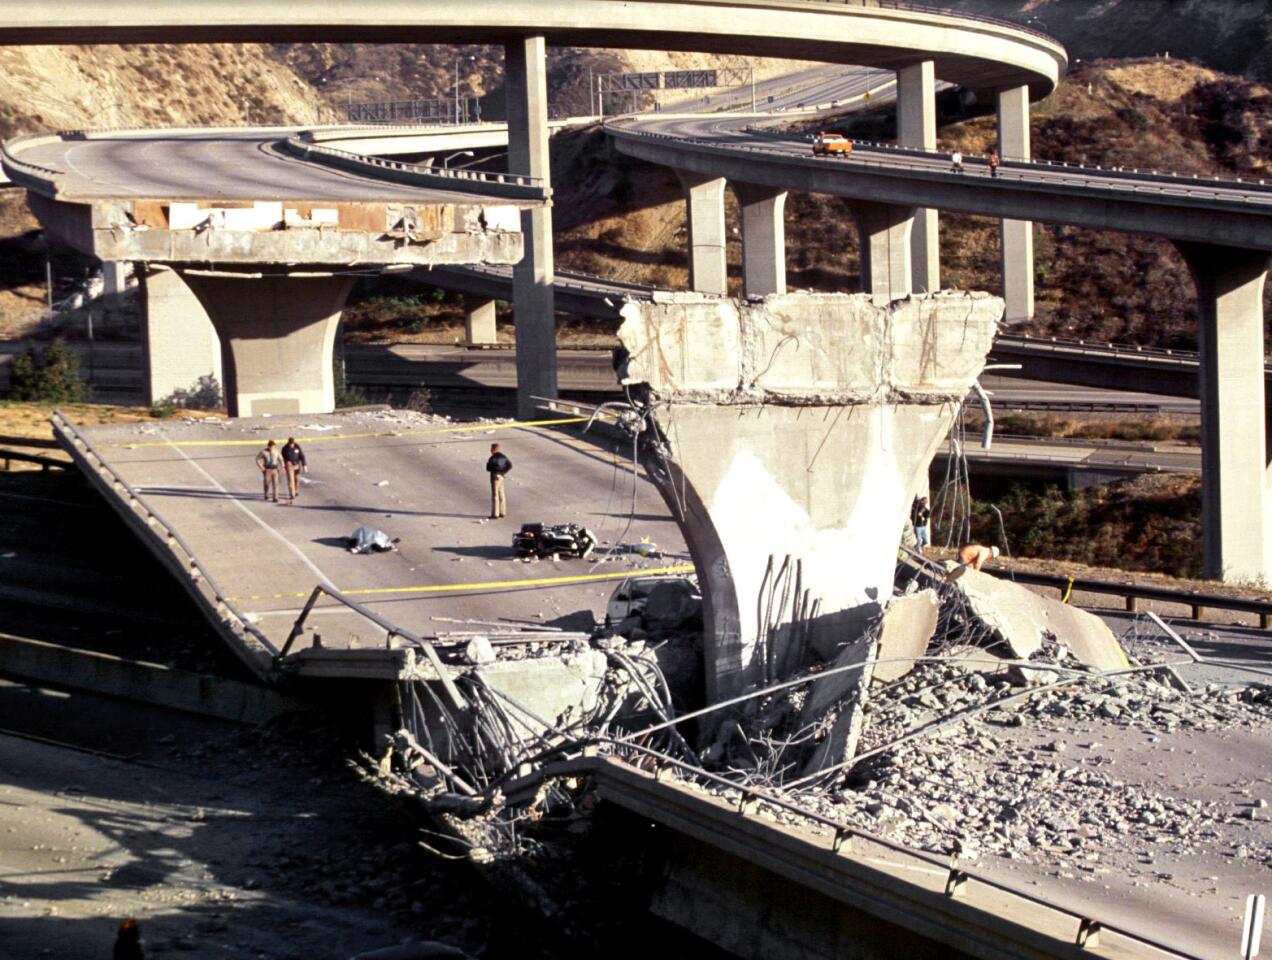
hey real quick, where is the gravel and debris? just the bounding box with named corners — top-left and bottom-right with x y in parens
top-left (805, 660), bottom-right (1272, 874)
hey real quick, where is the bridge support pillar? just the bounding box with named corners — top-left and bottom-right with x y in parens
top-left (849, 201), bottom-right (913, 306)
top-left (506, 36), bottom-right (558, 418)
top-left (1177, 243), bottom-right (1272, 582)
top-left (616, 291), bottom-right (1000, 701)
top-left (897, 61), bottom-right (939, 294)
top-left (735, 182), bottom-right (787, 297)
top-left (997, 85), bottom-right (1034, 323)
top-left (102, 260), bottom-right (128, 299)
top-left (139, 265), bottom-right (223, 406)
top-left (678, 171), bottom-right (728, 295)
top-left (464, 297), bottom-right (499, 346)
top-left (177, 271), bottom-right (353, 418)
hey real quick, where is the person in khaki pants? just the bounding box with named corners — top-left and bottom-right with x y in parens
top-left (486, 443), bottom-right (512, 518)
top-left (255, 440), bottom-right (281, 503)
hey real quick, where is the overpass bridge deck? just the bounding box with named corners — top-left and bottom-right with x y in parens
top-left (56, 410), bottom-right (688, 681)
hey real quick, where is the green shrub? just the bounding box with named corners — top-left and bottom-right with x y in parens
top-left (942, 480), bottom-right (1203, 580)
top-left (9, 339), bottom-right (90, 403)
top-left (157, 374), bottom-right (222, 410)
top-left (403, 387), bottom-right (432, 414)
top-left (333, 358), bottom-right (366, 408)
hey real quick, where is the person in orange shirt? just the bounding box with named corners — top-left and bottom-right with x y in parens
top-left (957, 543), bottom-right (1000, 571)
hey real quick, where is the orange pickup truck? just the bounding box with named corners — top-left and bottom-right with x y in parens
top-left (812, 132), bottom-right (853, 156)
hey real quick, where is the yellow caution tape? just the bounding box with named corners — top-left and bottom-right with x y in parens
top-left (232, 562), bottom-right (696, 602)
top-left (114, 416), bottom-right (589, 449)
top-left (1061, 575), bottom-right (1075, 605)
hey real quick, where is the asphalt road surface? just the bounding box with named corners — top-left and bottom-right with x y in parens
top-left (19, 131), bottom-right (498, 203)
top-left (74, 409), bottom-right (689, 669)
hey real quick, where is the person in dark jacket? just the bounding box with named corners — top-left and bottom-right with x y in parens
top-left (911, 496), bottom-right (931, 553)
top-left (486, 443), bottom-right (512, 519)
top-left (113, 917), bottom-right (143, 960)
top-left (281, 437), bottom-right (307, 502)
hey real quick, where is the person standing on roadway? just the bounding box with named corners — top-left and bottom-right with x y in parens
top-left (255, 440), bottom-right (281, 503)
top-left (950, 150), bottom-right (963, 174)
top-left (486, 443), bottom-right (512, 519)
top-left (281, 436), bottom-right (307, 503)
top-left (911, 496), bottom-right (931, 553)
top-left (987, 149), bottom-right (1000, 178)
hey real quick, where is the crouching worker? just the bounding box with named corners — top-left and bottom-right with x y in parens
top-left (957, 542), bottom-right (1000, 571)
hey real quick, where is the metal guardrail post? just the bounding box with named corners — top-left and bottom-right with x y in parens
top-left (278, 581), bottom-right (467, 711)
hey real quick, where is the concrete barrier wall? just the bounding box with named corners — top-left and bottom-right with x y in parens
top-left (0, 633), bottom-right (309, 725)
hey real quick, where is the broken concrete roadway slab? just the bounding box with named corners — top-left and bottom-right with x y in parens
top-left (59, 410), bottom-right (690, 682)
top-left (469, 649), bottom-right (609, 738)
top-left (801, 637), bottom-right (878, 777)
top-left (871, 588), bottom-right (940, 684)
top-left (949, 565), bottom-right (1130, 671)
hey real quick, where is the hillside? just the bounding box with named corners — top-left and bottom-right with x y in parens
top-left (0, 44), bottom-right (324, 139)
top-left (271, 43), bottom-right (815, 119)
top-left (920, 0), bottom-right (1272, 84)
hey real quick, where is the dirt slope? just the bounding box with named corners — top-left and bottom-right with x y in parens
top-left (0, 44), bottom-right (324, 138)
top-left (924, 0), bottom-right (1272, 84)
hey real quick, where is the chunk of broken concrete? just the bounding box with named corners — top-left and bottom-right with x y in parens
top-left (800, 637), bottom-right (877, 777)
top-left (464, 636), bottom-right (496, 665)
top-left (872, 589), bottom-right (939, 684)
top-left (948, 566), bottom-right (1129, 671)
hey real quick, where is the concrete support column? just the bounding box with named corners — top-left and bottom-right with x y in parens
top-left (996, 85), bottom-right (1034, 323)
top-left (1176, 243), bottom-right (1272, 582)
top-left (102, 260), bottom-right (128, 298)
top-left (848, 201), bottom-right (914, 306)
top-left (464, 297), bottom-right (499, 346)
top-left (505, 36), bottom-right (558, 419)
top-left (896, 61), bottom-right (939, 294)
top-left (734, 182), bottom-right (787, 298)
top-left (677, 170), bottom-right (728, 295)
top-left (177, 271), bottom-right (354, 417)
top-left (617, 293), bottom-right (1000, 700)
top-left (139, 266), bottom-right (223, 406)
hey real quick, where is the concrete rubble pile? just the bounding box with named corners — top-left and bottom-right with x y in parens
top-left (697, 564), bottom-right (1272, 882)
top-left (358, 620), bottom-right (697, 829)
top-left (795, 660), bottom-right (1272, 876)
top-left (724, 560), bottom-right (1134, 782)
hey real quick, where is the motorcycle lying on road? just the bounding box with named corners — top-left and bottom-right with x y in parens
top-left (512, 522), bottom-right (598, 560)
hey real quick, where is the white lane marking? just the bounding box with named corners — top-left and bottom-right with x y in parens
top-left (247, 607), bottom-right (366, 619)
top-left (133, 483), bottom-right (221, 491)
top-left (158, 430), bottom-right (336, 589)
